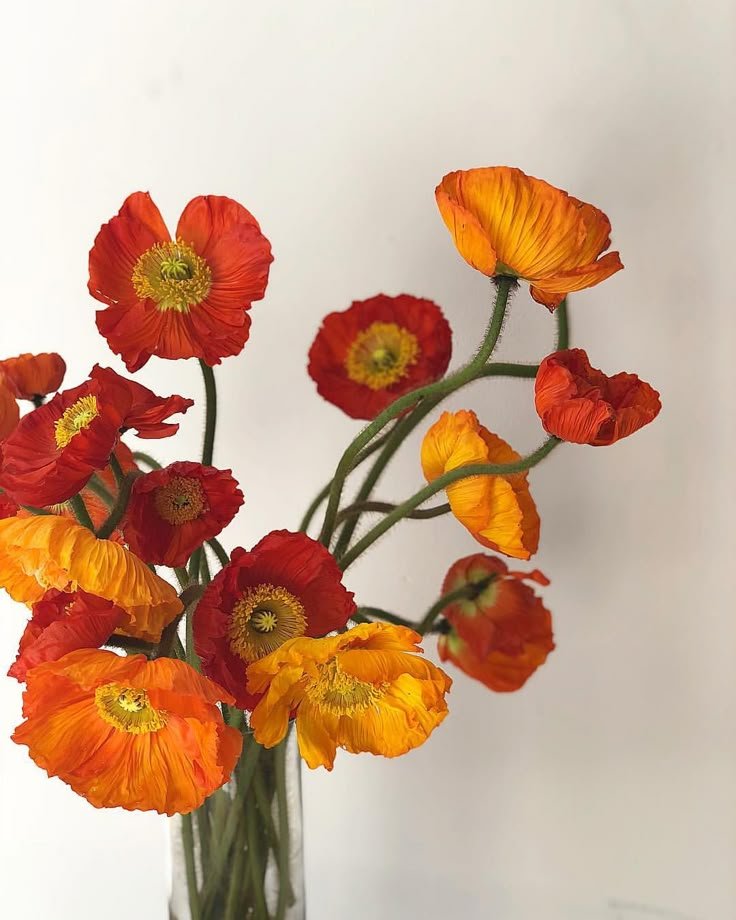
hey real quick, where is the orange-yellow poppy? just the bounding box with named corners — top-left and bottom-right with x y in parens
top-left (13, 649), bottom-right (242, 814)
top-left (435, 167), bottom-right (623, 310)
top-left (421, 410), bottom-right (540, 560)
top-left (0, 515), bottom-right (181, 642)
top-left (247, 622), bottom-right (451, 770)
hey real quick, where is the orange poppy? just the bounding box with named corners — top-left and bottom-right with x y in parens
top-left (9, 588), bottom-right (126, 682)
top-left (535, 348), bottom-right (661, 446)
top-left (307, 294), bottom-right (452, 419)
top-left (0, 353), bottom-right (66, 402)
top-left (89, 192), bottom-right (274, 371)
top-left (0, 383), bottom-right (19, 441)
top-left (436, 553), bottom-right (554, 691)
top-left (123, 461), bottom-right (243, 567)
top-left (194, 530), bottom-right (355, 709)
top-left (421, 410), bottom-right (540, 559)
top-left (435, 167), bottom-right (623, 310)
top-left (12, 649), bottom-right (242, 814)
top-left (247, 622), bottom-right (451, 770)
top-left (0, 366), bottom-right (190, 506)
top-left (0, 515), bottom-right (182, 642)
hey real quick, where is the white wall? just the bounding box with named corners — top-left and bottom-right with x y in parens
top-left (0, 2), bottom-right (733, 918)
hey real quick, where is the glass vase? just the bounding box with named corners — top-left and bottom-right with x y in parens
top-left (169, 727), bottom-right (304, 920)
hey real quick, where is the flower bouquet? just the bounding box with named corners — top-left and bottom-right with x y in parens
top-left (0, 166), bottom-right (660, 919)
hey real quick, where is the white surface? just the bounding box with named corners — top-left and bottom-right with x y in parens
top-left (0, 2), bottom-right (734, 918)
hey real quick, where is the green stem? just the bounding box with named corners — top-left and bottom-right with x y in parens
top-left (555, 298), bottom-right (570, 351)
top-left (104, 635), bottom-right (156, 655)
top-left (208, 537), bottom-right (230, 568)
top-left (246, 795), bottom-right (270, 919)
top-left (478, 362), bottom-right (539, 379)
top-left (200, 550), bottom-right (211, 586)
top-left (20, 504), bottom-right (52, 515)
top-left (339, 436), bottom-right (560, 570)
top-left (96, 472), bottom-right (138, 540)
top-left (199, 360), bottom-right (218, 467)
top-left (417, 575), bottom-right (497, 635)
top-left (353, 606), bottom-right (415, 628)
top-left (335, 500), bottom-right (450, 527)
top-left (132, 451), bottom-right (163, 470)
top-left (109, 451), bottom-right (126, 490)
top-left (68, 494), bottom-right (95, 530)
top-left (182, 813), bottom-right (202, 920)
top-left (86, 475), bottom-right (115, 508)
top-left (318, 277), bottom-right (514, 547)
top-left (274, 739), bottom-right (293, 919)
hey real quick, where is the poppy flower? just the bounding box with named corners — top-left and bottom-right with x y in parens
top-left (247, 622), bottom-right (451, 770)
top-left (421, 410), bottom-right (540, 560)
top-left (0, 353), bottom-right (66, 402)
top-left (0, 492), bottom-right (19, 519)
top-left (535, 348), bottom-right (661, 446)
top-left (9, 588), bottom-right (126, 682)
top-left (0, 384), bottom-right (19, 441)
top-left (307, 294), bottom-right (452, 419)
top-left (0, 366), bottom-right (191, 506)
top-left (89, 192), bottom-right (274, 371)
top-left (194, 530), bottom-right (355, 709)
top-left (435, 167), bottom-right (623, 311)
top-left (436, 553), bottom-right (554, 692)
top-left (0, 515), bottom-right (182, 642)
top-left (123, 461), bottom-right (243, 567)
top-left (12, 649), bottom-right (242, 814)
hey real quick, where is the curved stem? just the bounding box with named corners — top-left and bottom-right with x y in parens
top-left (353, 606), bottom-right (415, 628)
top-left (418, 575), bottom-right (497, 635)
top-left (335, 500), bottom-right (450, 526)
top-left (86, 475), bottom-right (115, 508)
top-left (339, 436), bottom-right (560, 570)
top-left (132, 451), bottom-right (163, 470)
top-left (96, 473), bottom-right (138, 540)
top-left (109, 451), bottom-right (126, 490)
top-left (318, 278), bottom-right (514, 547)
top-left (207, 537), bottom-right (230, 568)
top-left (69, 494), bottom-right (95, 531)
top-left (199, 360), bottom-right (218, 467)
top-left (478, 362), bottom-right (539, 379)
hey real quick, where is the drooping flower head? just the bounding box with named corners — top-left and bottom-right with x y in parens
top-left (0, 353), bottom-right (66, 402)
top-left (307, 294), bottom-right (452, 419)
top-left (535, 348), bottom-right (661, 446)
top-left (0, 365), bottom-right (191, 506)
top-left (13, 649), bottom-right (242, 814)
top-left (436, 553), bottom-right (554, 692)
top-left (421, 410), bottom-right (540, 559)
top-left (9, 588), bottom-right (126, 682)
top-left (89, 192), bottom-right (274, 371)
top-left (0, 515), bottom-right (182, 642)
top-left (435, 167), bottom-right (623, 311)
top-left (247, 622), bottom-right (452, 770)
top-left (123, 461), bottom-right (244, 567)
top-left (194, 530), bottom-right (355, 709)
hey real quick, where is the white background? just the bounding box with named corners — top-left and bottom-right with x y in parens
top-left (0, 2), bottom-right (734, 918)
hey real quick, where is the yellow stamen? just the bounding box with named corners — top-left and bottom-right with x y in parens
top-left (153, 476), bottom-right (208, 525)
top-left (131, 239), bottom-right (212, 314)
top-left (54, 395), bottom-right (99, 449)
top-left (344, 322), bottom-right (420, 390)
top-left (306, 659), bottom-right (387, 716)
top-left (95, 683), bottom-right (168, 734)
top-left (227, 583), bottom-right (306, 662)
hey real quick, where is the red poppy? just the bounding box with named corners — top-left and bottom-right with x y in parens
top-left (0, 491), bottom-right (19, 519)
top-left (0, 384), bottom-right (19, 441)
top-left (123, 461), bottom-right (243, 567)
top-left (0, 367), bottom-right (191, 507)
top-left (8, 588), bottom-right (126, 682)
top-left (194, 530), bottom-right (356, 709)
top-left (308, 294), bottom-right (452, 419)
top-left (437, 553), bottom-right (554, 692)
top-left (0, 353), bottom-right (66, 401)
top-left (89, 192), bottom-right (274, 371)
top-left (535, 348), bottom-right (661, 446)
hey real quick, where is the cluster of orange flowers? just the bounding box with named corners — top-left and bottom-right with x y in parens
top-left (0, 168), bottom-right (659, 817)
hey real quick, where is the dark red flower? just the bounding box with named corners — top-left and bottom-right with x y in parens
top-left (437, 553), bottom-right (554, 692)
top-left (0, 353), bottom-right (66, 401)
top-left (89, 192), bottom-right (273, 371)
top-left (123, 461), bottom-right (243, 567)
top-left (194, 530), bottom-right (355, 709)
top-left (535, 348), bottom-right (661, 446)
top-left (308, 294), bottom-right (452, 419)
top-left (0, 367), bottom-right (190, 506)
top-left (8, 587), bottom-right (127, 682)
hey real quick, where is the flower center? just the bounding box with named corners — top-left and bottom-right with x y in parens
top-left (153, 476), bottom-right (208, 525)
top-left (227, 583), bottom-right (306, 662)
top-left (95, 683), bottom-right (168, 734)
top-left (306, 658), bottom-right (387, 716)
top-left (344, 322), bottom-right (420, 390)
top-left (54, 395), bottom-right (99, 449)
top-left (131, 239), bottom-right (212, 314)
